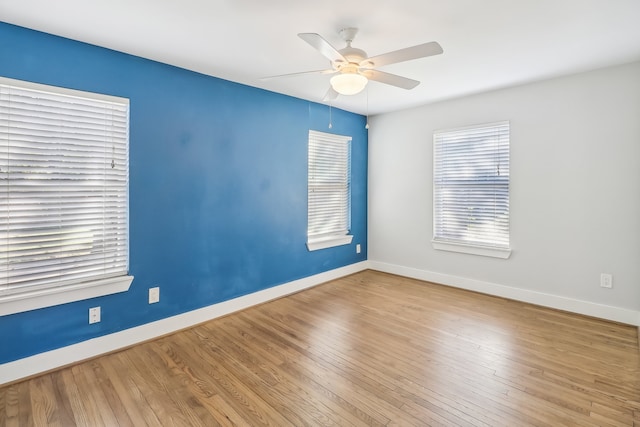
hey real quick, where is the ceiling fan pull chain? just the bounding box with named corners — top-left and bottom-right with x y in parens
top-left (366, 88), bottom-right (370, 130)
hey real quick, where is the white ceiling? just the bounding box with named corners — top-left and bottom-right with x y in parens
top-left (1, 0), bottom-right (639, 115)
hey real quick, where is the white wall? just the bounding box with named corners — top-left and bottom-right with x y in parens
top-left (368, 61), bottom-right (640, 324)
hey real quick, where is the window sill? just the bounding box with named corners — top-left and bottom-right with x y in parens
top-left (307, 235), bottom-right (354, 251)
top-left (0, 275), bottom-right (134, 316)
top-left (432, 240), bottom-right (511, 259)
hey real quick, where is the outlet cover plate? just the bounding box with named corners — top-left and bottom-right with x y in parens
top-left (149, 287), bottom-right (160, 304)
top-left (600, 273), bottom-right (613, 289)
top-left (89, 306), bottom-right (101, 324)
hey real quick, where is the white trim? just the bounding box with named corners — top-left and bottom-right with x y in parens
top-left (432, 120), bottom-right (510, 251)
top-left (309, 129), bottom-right (352, 143)
top-left (369, 260), bottom-right (640, 327)
top-left (0, 261), bottom-right (369, 386)
top-left (432, 240), bottom-right (512, 259)
top-left (0, 275), bottom-right (134, 316)
top-left (0, 76), bottom-right (128, 104)
top-left (307, 235), bottom-right (354, 251)
top-left (307, 130), bottom-right (352, 246)
top-left (433, 120), bottom-right (511, 136)
top-left (0, 76), bottom-right (131, 317)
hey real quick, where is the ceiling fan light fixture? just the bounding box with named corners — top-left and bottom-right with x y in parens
top-left (330, 73), bottom-right (368, 96)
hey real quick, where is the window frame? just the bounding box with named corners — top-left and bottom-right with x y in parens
top-left (432, 121), bottom-right (511, 259)
top-left (0, 77), bottom-right (133, 316)
top-left (306, 130), bottom-right (353, 251)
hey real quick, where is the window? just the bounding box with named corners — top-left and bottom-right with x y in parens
top-left (307, 130), bottom-right (353, 251)
top-left (0, 77), bottom-right (132, 315)
top-left (433, 121), bottom-right (510, 258)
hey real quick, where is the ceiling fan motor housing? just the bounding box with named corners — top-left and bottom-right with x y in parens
top-left (337, 46), bottom-right (367, 64)
top-left (334, 28), bottom-right (367, 71)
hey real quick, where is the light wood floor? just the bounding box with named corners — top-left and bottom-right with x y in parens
top-left (1, 270), bottom-right (639, 426)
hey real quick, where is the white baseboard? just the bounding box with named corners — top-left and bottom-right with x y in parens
top-left (369, 261), bottom-right (640, 327)
top-left (4, 260), bottom-right (637, 385)
top-left (0, 261), bottom-right (370, 386)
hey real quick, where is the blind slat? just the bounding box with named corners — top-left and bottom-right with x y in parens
top-left (433, 121), bottom-right (510, 249)
top-left (0, 78), bottom-right (130, 295)
top-left (307, 130), bottom-right (351, 240)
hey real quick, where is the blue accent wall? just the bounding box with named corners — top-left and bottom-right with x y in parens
top-left (0, 22), bottom-right (368, 364)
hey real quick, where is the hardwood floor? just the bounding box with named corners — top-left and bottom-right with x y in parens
top-left (1, 270), bottom-right (639, 426)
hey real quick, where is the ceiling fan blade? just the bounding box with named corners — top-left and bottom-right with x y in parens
top-left (361, 70), bottom-right (420, 90)
top-left (260, 69), bottom-right (335, 80)
top-left (361, 41), bottom-right (443, 68)
top-left (298, 33), bottom-right (347, 64)
top-left (323, 86), bottom-right (339, 101)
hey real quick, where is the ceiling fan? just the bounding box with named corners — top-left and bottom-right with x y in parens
top-left (263, 28), bottom-right (443, 100)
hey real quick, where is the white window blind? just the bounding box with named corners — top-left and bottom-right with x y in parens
top-left (307, 130), bottom-right (352, 250)
top-left (0, 78), bottom-right (130, 301)
top-left (433, 121), bottom-right (510, 252)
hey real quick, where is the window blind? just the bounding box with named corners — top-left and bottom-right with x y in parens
top-left (0, 79), bottom-right (129, 296)
top-left (307, 130), bottom-right (351, 242)
top-left (433, 121), bottom-right (510, 249)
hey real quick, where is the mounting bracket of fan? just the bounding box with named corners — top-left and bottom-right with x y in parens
top-left (339, 27), bottom-right (358, 44)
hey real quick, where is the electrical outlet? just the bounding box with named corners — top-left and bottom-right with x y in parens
top-left (89, 306), bottom-right (101, 324)
top-left (356, 244), bottom-right (361, 254)
top-left (149, 287), bottom-right (160, 304)
top-left (600, 273), bottom-right (613, 289)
